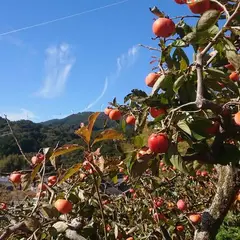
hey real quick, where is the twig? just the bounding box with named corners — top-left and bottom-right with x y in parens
top-left (139, 44), bottom-right (161, 52)
top-left (92, 173), bottom-right (107, 240)
top-left (201, 2), bottom-right (240, 57)
top-left (169, 102), bottom-right (197, 114)
top-left (171, 15), bottom-right (200, 20)
top-left (4, 115), bottom-right (31, 165)
top-left (204, 50), bottom-right (218, 68)
top-left (195, 2), bottom-right (240, 111)
top-left (0, 221), bottom-right (27, 240)
top-left (30, 161), bottom-right (46, 216)
top-left (211, 0), bottom-right (230, 19)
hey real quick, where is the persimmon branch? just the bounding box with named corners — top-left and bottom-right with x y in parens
top-left (0, 221), bottom-right (28, 240)
top-left (211, 0), bottom-right (230, 19)
top-left (195, 2), bottom-right (240, 113)
top-left (139, 44), bottom-right (161, 52)
top-left (194, 166), bottom-right (240, 240)
top-left (92, 173), bottom-right (107, 240)
top-left (4, 115), bottom-right (31, 165)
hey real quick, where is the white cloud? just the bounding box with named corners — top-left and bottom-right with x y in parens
top-left (82, 45), bottom-right (139, 111)
top-left (116, 45), bottom-right (139, 76)
top-left (1, 109), bottom-right (38, 121)
top-left (36, 43), bottom-right (75, 98)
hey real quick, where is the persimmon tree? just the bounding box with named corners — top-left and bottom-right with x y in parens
top-left (0, 0), bottom-right (240, 240)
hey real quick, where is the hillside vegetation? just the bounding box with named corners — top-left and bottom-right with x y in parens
top-left (0, 112), bottom-right (118, 172)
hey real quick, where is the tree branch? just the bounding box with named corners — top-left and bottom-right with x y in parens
top-left (4, 115), bottom-right (31, 165)
top-left (195, 2), bottom-right (240, 112)
top-left (194, 165), bottom-right (240, 240)
top-left (0, 222), bottom-right (28, 240)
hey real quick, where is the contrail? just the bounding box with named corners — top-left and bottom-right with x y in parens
top-left (81, 78), bottom-right (108, 112)
top-left (0, 0), bottom-right (130, 37)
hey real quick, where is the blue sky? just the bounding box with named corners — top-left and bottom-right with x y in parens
top-left (0, 0), bottom-right (195, 122)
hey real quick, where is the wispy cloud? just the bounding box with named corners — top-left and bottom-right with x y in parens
top-left (81, 78), bottom-right (109, 112)
top-left (82, 45), bottom-right (139, 111)
top-left (1, 108), bottom-right (38, 121)
top-left (36, 43), bottom-right (75, 98)
top-left (116, 45), bottom-right (139, 76)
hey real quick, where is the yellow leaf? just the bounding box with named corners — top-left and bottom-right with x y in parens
top-left (75, 112), bottom-right (100, 145)
top-left (59, 163), bottom-right (82, 184)
top-left (92, 129), bottom-right (124, 146)
top-left (87, 112), bottom-right (101, 136)
top-left (50, 144), bottom-right (84, 160)
top-left (75, 126), bottom-right (90, 144)
top-left (31, 164), bottom-right (42, 182)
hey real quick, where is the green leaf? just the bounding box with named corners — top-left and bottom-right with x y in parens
top-left (173, 75), bottom-right (185, 93)
top-left (197, 10), bottom-right (220, 32)
top-left (124, 89), bottom-right (148, 103)
top-left (133, 135), bottom-right (145, 148)
top-left (189, 119), bottom-right (212, 140)
top-left (207, 25), bottom-right (219, 36)
top-left (50, 144), bottom-right (84, 161)
top-left (172, 39), bottom-right (188, 47)
top-left (177, 120), bottom-right (192, 136)
top-left (206, 68), bottom-right (227, 79)
top-left (112, 175), bottom-right (118, 184)
top-left (172, 48), bottom-right (189, 70)
top-left (59, 163), bottom-right (82, 184)
top-left (223, 38), bottom-right (240, 71)
top-left (92, 129), bottom-right (124, 146)
top-left (165, 144), bottom-right (192, 175)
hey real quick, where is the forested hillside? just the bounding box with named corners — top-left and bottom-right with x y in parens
top-left (0, 112), bottom-right (118, 172)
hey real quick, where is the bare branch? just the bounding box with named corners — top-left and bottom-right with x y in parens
top-left (4, 115), bottom-right (31, 165)
top-left (0, 222), bottom-right (28, 240)
top-left (139, 44), bottom-right (161, 52)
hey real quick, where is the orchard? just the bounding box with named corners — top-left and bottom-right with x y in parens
top-left (0, 0), bottom-right (240, 239)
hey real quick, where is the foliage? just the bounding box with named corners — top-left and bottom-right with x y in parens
top-left (0, 1), bottom-right (240, 240)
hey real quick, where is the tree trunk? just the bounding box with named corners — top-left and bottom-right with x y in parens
top-left (194, 165), bottom-right (240, 240)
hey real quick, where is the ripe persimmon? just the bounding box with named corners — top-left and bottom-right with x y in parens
top-left (152, 18), bottom-right (175, 38)
top-left (0, 203), bottom-right (7, 210)
top-left (48, 176), bottom-right (57, 185)
top-left (54, 199), bottom-right (72, 214)
top-left (149, 107), bottom-right (166, 118)
top-left (206, 121), bottom-right (219, 135)
top-left (9, 172), bottom-right (21, 184)
top-left (225, 63), bottom-right (235, 71)
top-left (31, 153), bottom-right (44, 165)
top-left (148, 133), bottom-right (169, 153)
top-left (104, 107), bottom-right (112, 116)
top-left (176, 225), bottom-right (184, 232)
top-left (189, 214), bottom-right (201, 223)
top-left (234, 111), bottom-right (240, 126)
top-left (145, 73), bottom-right (160, 87)
top-left (109, 109), bottom-right (122, 120)
top-left (187, 0), bottom-right (210, 14)
top-left (37, 183), bottom-right (47, 191)
top-left (126, 115), bottom-right (136, 125)
top-left (229, 72), bottom-right (239, 82)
